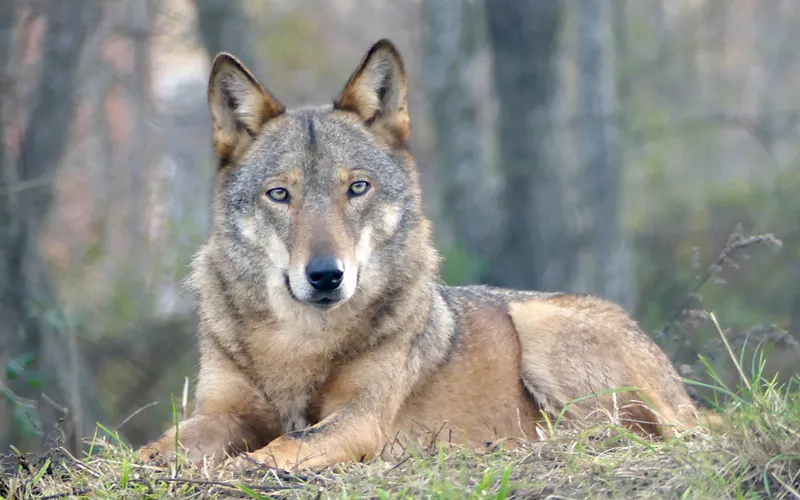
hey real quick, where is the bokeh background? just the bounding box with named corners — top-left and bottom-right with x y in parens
top-left (1, 0), bottom-right (798, 454)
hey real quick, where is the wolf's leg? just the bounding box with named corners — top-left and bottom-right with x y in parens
top-left (137, 344), bottom-right (281, 464)
top-left (509, 296), bottom-right (699, 437)
top-left (137, 412), bottom-right (268, 464)
top-left (243, 411), bottom-right (386, 470)
top-left (236, 340), bottom-right (415, 471)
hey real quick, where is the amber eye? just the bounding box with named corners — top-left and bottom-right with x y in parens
top-left (348, 181), bottom-right (370, 197)
top-left (266, 187), bottom-right (289, 203)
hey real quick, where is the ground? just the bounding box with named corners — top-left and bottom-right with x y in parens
top-left (2, 409), bottom-right (798, 499)
top-left (3, 345), bottom-right (799, 499)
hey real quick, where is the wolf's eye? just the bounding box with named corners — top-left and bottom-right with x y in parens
top-left (348, 181), bottom-right (370, 197)
top-left (266, 187), bottom-right (289, 203)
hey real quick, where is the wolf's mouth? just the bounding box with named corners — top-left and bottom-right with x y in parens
top-left (283, 273), bottom-right (342, 309)
top-left (309, 297), bottom-right (337, 308)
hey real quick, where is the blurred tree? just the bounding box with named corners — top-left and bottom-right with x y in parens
top-left (484, 0), bottom-right (571, 291)
top-left (792, 260), bottom-right (800, 342)
top-left (194, 0), bottom-right (263, 76)
top-left (0, 0), bottom-right (103, 452)
top-left (126, 0), bottom-right (157, 280)
top-left (578, 0), bottom-right (635, 311)
top-left (422, 0), bottom-right (495, 284)
top-left (756, 0), bottom-right (788, 160)
top-left (0, 0), bottom-right (19, 449)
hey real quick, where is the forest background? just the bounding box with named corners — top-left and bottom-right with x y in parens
top-left (1, 0), bottom-right (798, 457)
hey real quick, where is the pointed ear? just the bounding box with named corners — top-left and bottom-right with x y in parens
top-left (207, 53), bottom-right (285, 166)
top-left (333, 39), bottom-right (410, 148)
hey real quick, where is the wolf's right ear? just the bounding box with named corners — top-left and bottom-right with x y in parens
top-left (333, 39), bottom-right (410, 148)
top-left (207, 53), bottom-right (285, 166)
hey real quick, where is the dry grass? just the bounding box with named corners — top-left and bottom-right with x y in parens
top-left (1, 419), bottom-right (798, 500)
top-left (3, 317), bottom-right (799, 500)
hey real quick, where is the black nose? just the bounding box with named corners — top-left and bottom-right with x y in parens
top-left (306, 257), bottom-right (345, 291)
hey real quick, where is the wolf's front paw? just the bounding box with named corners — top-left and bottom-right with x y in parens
top-left (135, 435), bottom-right (186, 466)
top-left (228, 436), bottom-right (315, 471)
top-left (136, 444), bottom-right (171, 465)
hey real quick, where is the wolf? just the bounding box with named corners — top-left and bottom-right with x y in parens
top-left (137, 39), bottom-right (717, 471)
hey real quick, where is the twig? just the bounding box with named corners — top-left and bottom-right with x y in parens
top-left (181, 377), bottom-right (189, 421)
top-left (770, 471), bottom-right (800, 499)
top-left (41, 393), bottom-right (68, 414)
top-left (659, 229), bottom-right (782, 339)
top-left (153, 476), bottom-right (300, 492)
top-left (0, 174), bottom-right (58, 196)
top-left (56, 446), bottom-right (102, 479)
top-left (427, 421), bottom-right (448, 449)
top-left (232, 455), bottom-right (309, 482)
top-left (708, 312), bottom-right (751, 392)
top-left (41, 489), bottom-right (92, 500)
top-left (114, 401), bottom-right (158, 432)
top-left (516, 407), bottom-right (529, 441)
top-left (387, 455), bottom-right (411, 472)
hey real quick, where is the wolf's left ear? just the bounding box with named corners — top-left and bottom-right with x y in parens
top-left (208, 53), bottom-right (285, 166)
top-left (334, 39), bottom-right (410, 148)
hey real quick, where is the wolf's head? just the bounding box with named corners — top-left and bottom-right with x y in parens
top-left (203, 40), bottom-right (434, 321)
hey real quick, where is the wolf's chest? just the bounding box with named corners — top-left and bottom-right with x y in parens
top-left (243, 326), bottom-right (340, 432)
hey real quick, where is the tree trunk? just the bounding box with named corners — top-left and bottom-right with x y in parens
top-left (756, 0), bottom-right (787, 161)
top-left (578, 0), bottom-right (635, 311)
top-left (1, 0), bottom-right (103, 452)
top-left (0, 0), bottom-right (21, 448)
top-left (126, 0), bottom-right (156, 282)
top-left (422, 0), bottom-right (495, 284)
top-left (193, 0), bottom-right (263, 77)
top-left (484, 0), bottom-right (569, 291)
top-left (791, 259), bottom-right (800, 342)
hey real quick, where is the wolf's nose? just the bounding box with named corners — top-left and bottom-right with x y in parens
top-left (306, 257), bottom-right (345, 291)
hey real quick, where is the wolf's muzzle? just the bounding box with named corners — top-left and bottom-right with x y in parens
top-left (306, 256), bottom-right (345, 292)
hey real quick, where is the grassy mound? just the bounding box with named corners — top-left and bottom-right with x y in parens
top-left (3, 327), bottom-right (799, 499)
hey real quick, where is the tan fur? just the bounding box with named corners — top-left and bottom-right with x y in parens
top-left (510, 295), bottom-right (699, 437)
top-left (395, 305), bottom-right (545, 446)
top-left (137, 39), bottom-right (719, 472)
